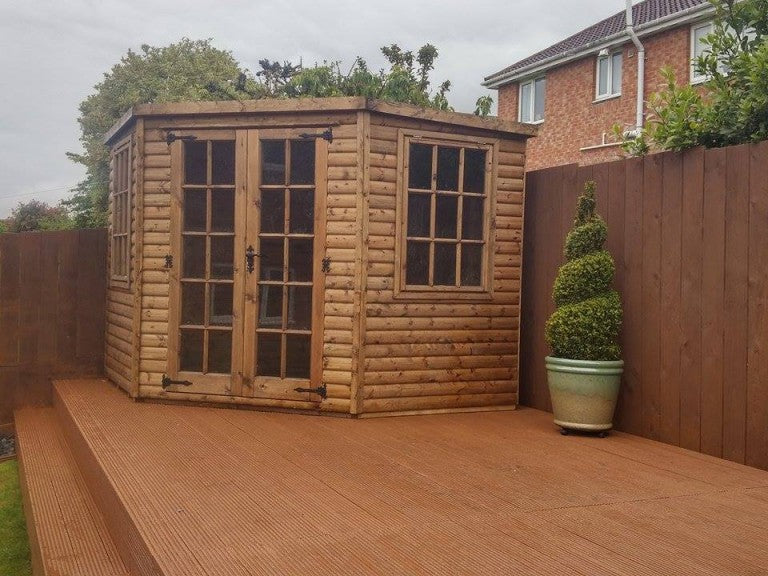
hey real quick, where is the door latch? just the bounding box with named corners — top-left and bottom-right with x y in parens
top-left (321, 257), bottom-right (331, 273)
top-left (245, 245), bottom-right (259, 274)
top-left (299, 127), bottom-right (333, 143)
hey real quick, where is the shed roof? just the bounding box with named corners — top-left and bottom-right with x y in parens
top-left (104, 97), bottom-right (537, 145)
top-left (484, 0), bottom-right (712, 88)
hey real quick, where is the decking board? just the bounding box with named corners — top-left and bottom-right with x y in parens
top-left (15, 406), bottom-right (129, 576)
top-left (26, 378), bottom-right (768, 576)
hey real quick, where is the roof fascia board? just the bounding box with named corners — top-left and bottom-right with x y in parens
top-left (483, 3), bottom-right (715, 88)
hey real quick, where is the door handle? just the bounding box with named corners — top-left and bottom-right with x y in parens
top-left (245, 245), bottom-right (259, 274)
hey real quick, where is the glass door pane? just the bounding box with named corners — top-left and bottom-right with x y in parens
top-left (256, 139), bottom-right (315, 379)
top-left (180, 139), bottom-right (236, 375)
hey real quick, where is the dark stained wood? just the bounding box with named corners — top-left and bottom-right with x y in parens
top-left (700, 147), bottom-right (727, 458)
top-left (0, 230), bottom-right (107, 425)
top-left (17, 377), bottom-right (768, 576)
top-left (619, 157), bottom-right (643, 435)
top-left (641, 153), bottom-right (663, 441)
top-left (679, 147), bottom-right (704, 452)
top-left (746, 140), bottom-right (768, 470)
top-left (523, 142), bottom-right (768, 470)
top-left (659, 152), bottom-right (682, 445)
top-left (518, 171), bottom-right (539, 408)
top-left (722, 144), bottom-right (750, 463)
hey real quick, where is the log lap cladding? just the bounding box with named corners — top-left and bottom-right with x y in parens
top-left (103, 97), bottom-right (535, 416)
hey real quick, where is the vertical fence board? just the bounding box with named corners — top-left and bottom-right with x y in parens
top-left (618, 157), bottom-right (644, 435)
top-left (519, 170), bottom-right (540, 408)
top-left (55, 232), bottom-right (79, 369)
top-left (679, 147), bottom-right (704, 452)
top-left (641, 153), bottom-right (663, 440)
top-left (0, 235), bottom-right (20, 366)
top-left (722, 145), bottom-right (750, 463)
top-left (76, 230), bottom-right (107, 364)
top-left (18, 234), bottom-right (42, 365)
top-left (746, 141), bottom-right (768, 470)
top-left (700, 147), bottom-right (726, 458)
top-left (659, 153), bottom-right (683, 445)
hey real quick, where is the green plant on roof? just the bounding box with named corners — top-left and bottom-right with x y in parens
top-left (545, 181), bottom-right (623, 361)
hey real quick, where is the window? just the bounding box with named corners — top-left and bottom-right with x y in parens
top-left (596, 51), bottom-right (622, 99)
top-left (519, 77), bottom-right (546, 123)
top-left (398, 133), bottom-right (493, 295)
top-left (691, 22), bottom-right (714, 83)
top-left (110, 139), bottom-right (131, 286)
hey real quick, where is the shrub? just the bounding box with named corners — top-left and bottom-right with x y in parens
top-left (545, 182), bottom-right (623, 361)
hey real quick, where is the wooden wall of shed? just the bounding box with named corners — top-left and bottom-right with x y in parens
top-left (105, 129), bottom-right (139, 393)
top-left (132, 113), bottom-right (360, 412)
top-left (360, 116), bottom-right (526, 415)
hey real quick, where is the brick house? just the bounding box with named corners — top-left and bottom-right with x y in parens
top-left (484, 0), bottom-right (716, 170)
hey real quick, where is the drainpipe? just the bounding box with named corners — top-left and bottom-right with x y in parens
top-left (625, 0), bottom-right (645, 135)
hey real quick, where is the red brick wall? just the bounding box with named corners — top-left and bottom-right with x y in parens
top-left (497, 26), bottom-right (693, 171)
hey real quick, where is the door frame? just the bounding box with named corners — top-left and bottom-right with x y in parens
top-left (242, 128), bottom-right (327, 401)
top-left (166, 127), bottom-right (327, 401)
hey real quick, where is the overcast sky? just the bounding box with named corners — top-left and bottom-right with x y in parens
top-left (0, 0), bottom-right (619, 218)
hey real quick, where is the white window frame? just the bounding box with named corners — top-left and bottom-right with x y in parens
top-left (595, 50), bottom-right (622, 100)
top-left (518, 77), bottom-right (546, 124)
top-left (690, 21), bottom-right (714, 84)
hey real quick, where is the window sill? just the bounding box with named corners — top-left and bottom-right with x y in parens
top-left (393, 287), bottom-right (494, 302)
top-left (519, 119), bottom-right (544, 125)
top-left (593, 93), bottom-right (621, 104)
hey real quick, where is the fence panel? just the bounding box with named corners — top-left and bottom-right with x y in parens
top-left (0, 229), bottom-right (107, 425)
top-left (523, 143), bottom-right (768, 469)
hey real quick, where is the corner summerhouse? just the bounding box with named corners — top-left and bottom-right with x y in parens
top-left (104, 97), bottom-right (534, 416)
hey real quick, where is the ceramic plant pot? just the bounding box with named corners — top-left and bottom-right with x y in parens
top-left (545, 356), bottom-right (624, 434)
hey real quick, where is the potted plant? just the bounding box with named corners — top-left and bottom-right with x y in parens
top-left (544, 181), bottom-right (623, 436)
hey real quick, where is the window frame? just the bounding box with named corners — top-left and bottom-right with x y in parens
top-left (394, 129), bottom-right (497, 301)
top-left (518, 76), bottom-right (546, 124)
top-left (110, 136), bottom-right (132, 289)
top-left (690, 21), bottom-right (714, 84)
top-left (595, 50), bottom-right (622, 100)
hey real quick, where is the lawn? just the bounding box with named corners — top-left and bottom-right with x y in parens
top-left (0, 459), bottom-right (31, 576)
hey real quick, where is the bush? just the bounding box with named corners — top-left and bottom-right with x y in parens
top-left (545, 182), bottom-right (623, 361)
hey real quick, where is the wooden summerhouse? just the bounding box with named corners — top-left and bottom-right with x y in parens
top-left (104, 97), bottom-right (534, 416)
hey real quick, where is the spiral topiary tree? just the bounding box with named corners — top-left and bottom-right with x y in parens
top-left (545, 181), bottom-right (623, 361)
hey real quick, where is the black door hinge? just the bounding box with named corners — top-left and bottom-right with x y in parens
top-left (293, 384), bottom-right (327, 399)
top-left (321, 257), bottom-right (331, 273)
top-left (162, 375), bottom-right (193, 389)
top-left (299, 127), bottom-right (333, 143)
top-left (164, 254), bottom-right (173, 269)
top-left (166, 133), bottom-right (198, 145)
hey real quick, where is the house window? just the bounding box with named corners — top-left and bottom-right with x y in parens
top-left (596, 51), bottom-right (622, 99)
top-left (519, 77), bottom-right (546, 123)
top-left (691, 22), bottom-right (714, 83)
top-left (110, 140), bottom-right (131, 286)
top-left (399, 134), bottom-right (492, 294)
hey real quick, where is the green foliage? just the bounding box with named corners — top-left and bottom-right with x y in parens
top-left (8, 200), bottom-right (74, 232)
top-left (474, 95), bottom-right (494, 117)
top-left (68, 40), bottom-right (472, 227)
top-left (0, 220), bottom-right (7, 234)
top-left (564, 219), bottom-right (607, 261)
top-left (0, 460), bottom-right (32, 576)
top-left (618, 0), bottom-right (768, 153)
top-left (545, 182), bottom-right (623, 361)
top-left (553, 250), bottom-right (615, 307)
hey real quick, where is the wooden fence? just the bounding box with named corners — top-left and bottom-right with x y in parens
top-left (0, 229), bottom-right (107, 425)
top-left (522, 142), bottom-right (768, 470)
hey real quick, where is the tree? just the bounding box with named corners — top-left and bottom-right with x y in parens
top-left (67, 39), bottom-right (259, 228)
top-left (8, 200), bottom-right (73, 232)
top-left (620, 0), bottom-right (768, 153)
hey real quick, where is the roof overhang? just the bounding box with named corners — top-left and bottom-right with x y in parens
top-left (483, 2), bottom-right (714, 88)
top-left (104, 96), bottom-right (537, 146)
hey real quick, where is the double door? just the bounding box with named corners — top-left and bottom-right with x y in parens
top-left (167, 129), bottom-right (326, 400)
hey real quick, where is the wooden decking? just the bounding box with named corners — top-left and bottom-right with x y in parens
top-left (16, 378), bottom-right (768, 575)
